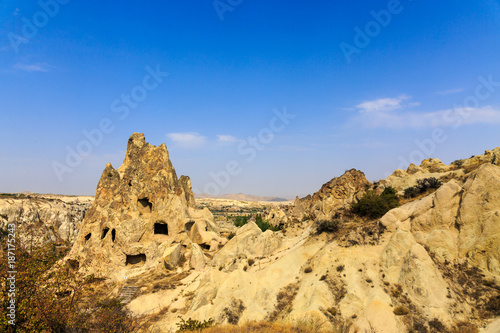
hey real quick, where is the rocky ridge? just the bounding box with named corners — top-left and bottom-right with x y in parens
top-left (0, 195), bottom-right (90, 246)
top-left (62, 138), bottom-right (500, 332)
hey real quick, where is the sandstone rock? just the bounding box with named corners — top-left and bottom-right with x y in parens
top-left (163, 243), bottom-right (181, 269)
top-left (265, 207), bottom-right (288, 227)
top-left (293, 169), bottom-right (371, 221)
top-left (65, 133), bottom-right (223, 279)
top-left (0, 196), bottom-right (89, 246)
top-left (457, 164), bottom-right (500, 275)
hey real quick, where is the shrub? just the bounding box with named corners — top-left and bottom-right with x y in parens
top-left (315, 219), bottom-right (340, 234)
top-left (428, 318), bottom-right (446, 332)
top-left (227, 232), bottom-right (235, 240)
top-left (404, 177), bottom-right (442, 199)
top-left (417, 177), bottom-right (442, 191)
top-left (247, 258), bottom-right (255, 266)
top-left (351, 187), bottom-right (399, 219)
top-left (233, 215), bottom-right (250, 227)
top-left (452, 159), bottom-right (465, 168)
top-left (176, 317), bottom-right (214, 331)
top-left (0, 241), bottom-right (137, 332)
top-left (255, 214), bottom-right (282, 232)
top-left (336, 265), bottom-right (345, 272)
top-left (404, 186), bottom-right (420, 199)
top-left (393, 306), bottom-right (409, 316)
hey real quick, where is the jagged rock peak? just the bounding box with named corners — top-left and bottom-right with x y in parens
top-left (291, 169), bottom-right (371, 221)
top-left (66, 133), bottom-right (223, 278)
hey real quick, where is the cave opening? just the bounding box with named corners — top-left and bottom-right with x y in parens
top-left (137, 197), bottom-right (152, 213)
top-left (126, 254), bottom-right (146, 266)
top-left (101, 227), bottom-right (109, 239)
top-left (154, 223), bottom-right (169, 235)
top-left (185, 221), bottom-right (195, 232)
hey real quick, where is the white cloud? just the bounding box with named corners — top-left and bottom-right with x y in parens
top-left (13, 63), bottom-right (50, 72)
top-left (435, 88), bottom-right (465, 95)
top-left (166, 132), bottom-right (207, 148)
top-left (356, 95), bottom-right (416, 114)
top-left (216, 134), bottom-right (239, 143)
top-left (353, 99), bottom-right (500, 129)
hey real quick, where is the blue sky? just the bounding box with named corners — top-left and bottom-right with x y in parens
top-left (1, 0), bottom-right (500, 197)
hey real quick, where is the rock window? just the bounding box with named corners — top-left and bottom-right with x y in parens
top-left (101, 227), bottom-right (109, 239)
top-left (154, 223), bottom-right (169, 235)
top-left (126, 254), bottom-right (146, 266)
top-left (185, 221), bottom-right (195, 232)
top-left (137, 197), bottom-right (152, 213)
top-left (84, 233), bottom-right (91, 242)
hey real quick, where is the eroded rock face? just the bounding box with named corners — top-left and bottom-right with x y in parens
top-left (66, 133), bottom-right (224, 278)
top-left (292, 169), bottom-right (371, 221)
top-left (0, 197), bottom-right (89, 246)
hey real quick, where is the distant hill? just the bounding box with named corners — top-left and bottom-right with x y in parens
top-left (194, 192), bottom-right (289, 202)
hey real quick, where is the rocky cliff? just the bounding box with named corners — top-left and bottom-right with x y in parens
top-left (290, 169), bottom-right (371, 222)
top-left (0, 195), bottom-right (89, 246)
top-left (65, 133), bottom-right (225, 279)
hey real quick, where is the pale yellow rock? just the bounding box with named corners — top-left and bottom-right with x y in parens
top-left (163, 243), bottom-right (181, 269)
top-left (65, 133), bottom-right (222, 279)
top-left (457, 164), bottom-right (500, 275)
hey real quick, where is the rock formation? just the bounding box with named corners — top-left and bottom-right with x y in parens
top-left (123, 150), bottom-right (500, 332)
top-left (65, 133), bottom-right (225, 279)
top-left (60, 141), bottom-right (500, 332)
top-left (291, 169), bottom-right (371, 221)
top-left (0, 196), bottom-right (89, 246)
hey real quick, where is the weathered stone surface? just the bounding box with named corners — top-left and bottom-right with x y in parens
top-left (62, 141), bottom-right (500, 332)
top-left (457, 164), bottom-right (500, 275)
top-left (0, 196), bottom-right (89, 246)
top-left (265, 207), bottom-right (288, 227)
top-left (65, 133), bottom-right (224, 279)
top-left (292, 169), bottom-right (371, 221)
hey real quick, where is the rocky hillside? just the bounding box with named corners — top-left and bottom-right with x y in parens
top-left (59, 139), bottom-right (500, 332)
top-left (0, 194), bottom-right (91, 246)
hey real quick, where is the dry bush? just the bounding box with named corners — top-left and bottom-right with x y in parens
top-left (393, 306), bottom-right (409, 316)
top-left (221, 298), bottom-right (246, 325)
top-left (0, 241), bottom-right (139, 332)
top-left (268, 283), bottom-right (300, 322)
top-left (181, 319), bottom-right (350, 333)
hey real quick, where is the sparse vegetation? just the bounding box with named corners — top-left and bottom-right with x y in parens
top-left (428, 318), bottom-right (446, 332)
top-left (177, 320), bottom-right (347, 333)
top-left (221, 298), bottom-right (246, 325)
top-left (232, 214), bottom-right (281, 232)
top-left (176, 317), bottom-right (214, 331)
top-left (0, 240), bottom-right (138, 332)
top-left (268, 283), bottom-right (300, 322)
top-left (452, 159), bottom-right (465, 168)
top-left (404, 177), bottom-right (443, 199)
top-left (393, 306), bottom-right (409, 316)
top-left (314, 219), bottom-right (340, 234)
top-left (351, 186), bottom-right (399, 219)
